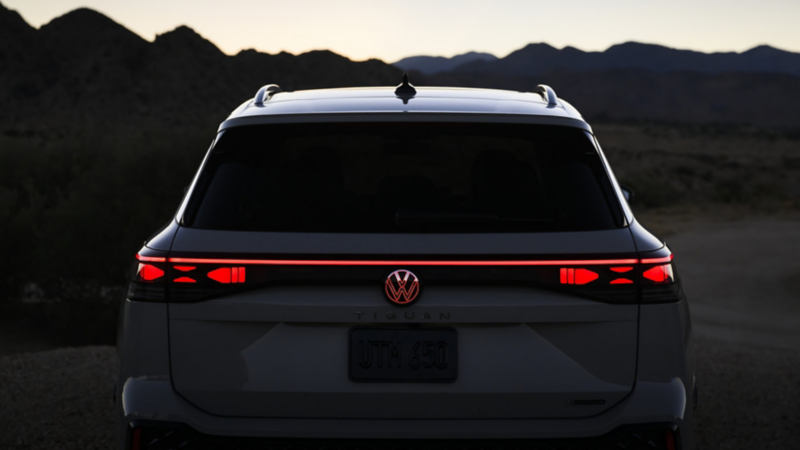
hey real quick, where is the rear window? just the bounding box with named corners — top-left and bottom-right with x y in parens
top-left (184, 123), bottom-right (623, 233)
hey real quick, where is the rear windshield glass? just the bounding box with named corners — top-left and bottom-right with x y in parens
top-left (185, 123), bottom-right (623, 233)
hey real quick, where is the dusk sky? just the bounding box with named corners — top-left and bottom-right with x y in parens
top-left (6, 0), bottom-right (800, 62)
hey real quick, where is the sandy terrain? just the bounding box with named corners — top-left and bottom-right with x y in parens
top-left (0, 217), bottom-right (798, 449)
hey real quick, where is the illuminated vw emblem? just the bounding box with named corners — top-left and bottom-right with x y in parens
top-left (384, 270), bottom-right (421, 305)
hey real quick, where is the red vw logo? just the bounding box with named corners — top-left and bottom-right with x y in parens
top-left (384, 270), bottom-right (420, 305)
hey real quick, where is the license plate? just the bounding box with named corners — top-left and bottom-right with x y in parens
top-left (349, 328), bottom-right (458, 382)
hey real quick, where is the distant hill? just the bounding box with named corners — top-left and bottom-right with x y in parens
top-left (394, 52), bottom-right (497, 75)
top-left (0, 3), bottom-right (403, 133)
top-left (420, 68), bottom-right (800, 129)
top-left (409, 42), bottom-right (800, 128)
top-left (1, 2), bottom-right (798, 130)
top-left (448, 42), bottom-right (800, 76)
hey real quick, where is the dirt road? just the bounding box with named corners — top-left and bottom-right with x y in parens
top-left (1, 218), bottom-right (798, 449)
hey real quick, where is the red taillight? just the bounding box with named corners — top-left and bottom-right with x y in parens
top-left (643, 264), bottom-right (674, 283)
top-left (559, 266), bottom-right (637, 286)
top-left (554, 250), bottom-right (677, 303)
top-left (129, 253), bottom-right (168, 301)
top-left (560, 268), bottom-right (599, 285)
top-left (136, 263), bottom-right (164, 281)
top-left (174, 276), bottom-right (196, 283)
top-left (207, 267), bottom-right (247, 284)
top-left (640, 250), bottom-right (680, 303)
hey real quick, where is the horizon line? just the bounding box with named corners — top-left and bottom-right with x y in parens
top-left (5, 3), bottom-right (799, 63)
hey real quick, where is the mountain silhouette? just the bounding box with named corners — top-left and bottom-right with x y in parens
top-left (445, 41), bottom-right (800, 76)
top-left (153, 25), bottom-right (225, 60)
top-left (0, 3), bottom-right (402, 132)
top-left (0, 2), bottom-right (33, 44)
top-left (1, 2), bottom-right (798, 131)
top-left (394, 52), bottom-right (497, 75)
top-left (39, 8), bottom-right (147, 60)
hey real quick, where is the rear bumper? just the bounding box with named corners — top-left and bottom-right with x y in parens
top-left (128, 421), bottom-right (680, 450)
top-left (118, 376), bottom-right (689, 446)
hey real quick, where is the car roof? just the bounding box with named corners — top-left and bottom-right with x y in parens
top-left (220, 86), bottom-right (589, 131)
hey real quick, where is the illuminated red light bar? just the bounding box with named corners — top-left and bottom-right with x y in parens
top-left (136, 254), bottom-right (166, 263)
top-left (610, 278), bottom-right (634, 284)
top-left (641, 254), bottom-right (674, 265)
top-left (167, 257), bottom-right (641, 266)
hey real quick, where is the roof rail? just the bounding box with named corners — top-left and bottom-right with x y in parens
top-left (254, 84), bottom-right (282, 106)
top-left (533, 84), bottom-right (558, 107)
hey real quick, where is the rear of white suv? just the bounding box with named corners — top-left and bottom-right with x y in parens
top-left (116, 84), bottom-right (693, 450)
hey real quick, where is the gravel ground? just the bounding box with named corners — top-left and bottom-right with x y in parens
top-left (0, 346), bottom-right (116, 450)
top-left (692, 337), bottom-right (800, 449)
top-left (0, 339), bottom-right (798, 449)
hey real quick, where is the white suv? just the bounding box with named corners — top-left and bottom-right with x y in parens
top-left (117, 76), bottom-right (694, 450)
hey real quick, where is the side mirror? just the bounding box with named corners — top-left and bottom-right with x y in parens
top-left (619, 184), bottom-right (635, 203)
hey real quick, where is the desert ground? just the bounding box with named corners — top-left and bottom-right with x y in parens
top-left (1, 213), bottom-right (798, 449)
top-left (648, 213), bottom-right (800, 448)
